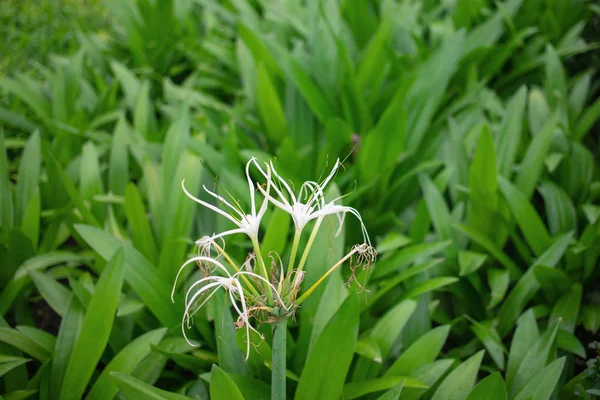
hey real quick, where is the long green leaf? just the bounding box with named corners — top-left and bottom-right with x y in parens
top-left (431, 350), bottom-right (485, 400)
top-left (59, 249), bottom-right (125, 400)
top-left (75, 224), bottom-right (182, 328)
top-left (295, 295), bottom-right (358, 400)
top-left (86, 328), bottom-right (168, 400)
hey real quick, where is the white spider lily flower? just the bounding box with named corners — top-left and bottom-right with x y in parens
top-left (254, 159), bottom-right (339, 230)
top-left (181, 158), bottom-right (271, 241)
top-left (257, 159), bottom-right (371, 245)
top-left (172, 255), bottom-right (288, 360)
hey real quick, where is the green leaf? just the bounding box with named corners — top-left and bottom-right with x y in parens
top-left (464, 0), bottom-right (522, 53)
top-left (2, 389), bottom-right (37, 400)
top-left (110, 61), bottom-right (141, 109)
top-left (498, 177), bottom-right (551, 256)
top-left (75, 224), bottom-right (181, 328)
top-left (469, 124), bottom-right (498, 240)
top-left (556, 330), bottom-right (586, 358)
top-left (0, 356), bottom-right (30, 378)
top-left (371, 300), bottom-right (417, 358)
top-left (487, 269), bottom-right (510, 309)
top-left (533, 265), bottom-right (571, 293)
top-left (386, 325), bottom-right (450, 376)
top-left (528, 87), bottom-right (551, 135)
top-left (0, 327), bottom-right (51, 362)
top-left (29, 271), bottom-right (71, 318)
top-left (344, 376), bottom-right (427, 399)
top-left (124, 183), bottom-right (159, 262)
top-left (358, 89), bottom-right (407, 182)
top-left (549, 284), bottom-right (582, 333)
top-left (497, 232), bottom-right (572, 336)
top-left (376, 381), bottom-right (404, 400)
top-left (261, 34), bottom-right (335, 124)
top-left (509, 322), bottom-right (560, 397)
top-left (513, 357), bottom-right (565, 400)
top-left (465, 372), bottom-right (507, 400)
top-left (373, 240), bottom-right (451, 279)
top-left (0, 75), bottom-right (50, 121)
top-left (48, 158), bottom-right (100, 227)
top-left (85, 328), bottom-right (168, 400)
top-left (211, 291), bottom-right (248, 375)
top-left (399, 360), bottom-right (455, 400)
top-left (237, 24), bottom-right (282, 79)
top-left (469, 319), bottom-right (506, 370)
top-left (454, 223), bottom-right (521, 278)
top-left (356, 19), bottom-right (392, 90)
top-left (367, 259), bottom-right (443, 309)
top-left (21, 191), bottom-right (40, 248)
top-left (400, 277), bottom-right (459, 301)
top-left (544, 45), bottom-right (566, 105)
top-left (0, 131), bottom-right (13, 228)
top-left (109, 118), bottom-right (130, 196)
top-left (295, 295), bottom-right (358, 400)
top-left (581, 304), bottom-right (600, 334)
top-left (80, 142), bottom-right (104, 222)
top-left (497, 86), bottom-right (527, 178)
top-left (506, 310), bottom-right (539, 388)
top-left (15, 251), bottom-right (83, 279)
top-left (261, 208), bottom-right (291, 261)
top-left (15, 131), bottom-right (40, 225)
top-left (406, 30), bottom-right (466, 150)
top-left (134, 80), bottom-right (156, 140)
top-left (50, 295), bottom-right (84, 400)
top-left (111, 372), bottom-right (192, 400)
top-left (161, 107), bottom-right (190, 207)
top-left (459, 251), bottom-right (488, 276)
top-left (538, 181), bottom-right (577, 235)
top-left (209, 365), bottom-right (245, 400)
top-left (355, 336), bottom-right (383, 363)
top-left (256, 63), bottom-right (287, 143)
top-left (419, 174), bottom-right (453, 246)
top-left (514, 112), bottom-right (558, 198)
top-left (214, 373), bottom-right (271, 400)
top-left (575, 96), bottom-right (600, 140)
top-left (59, 249), bottom-right (125, 400)
top-left (431, 350), bottom-right (485, 400)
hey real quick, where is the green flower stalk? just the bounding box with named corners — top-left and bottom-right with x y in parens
top-left (172, 158), bottom-right (376, 399)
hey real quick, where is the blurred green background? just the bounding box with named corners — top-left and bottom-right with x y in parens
top-left (1, 0), bottom-right (599, 399)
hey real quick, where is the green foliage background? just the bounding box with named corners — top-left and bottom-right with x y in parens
top-left (1, 0), bottom-right (599, 399)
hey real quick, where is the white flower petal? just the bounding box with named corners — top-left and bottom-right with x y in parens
top-left (182, 180), bottom-right (241, 226)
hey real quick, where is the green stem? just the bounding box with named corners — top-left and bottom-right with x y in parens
top-left (287, 228), bottom-right (302, 275)
top-left (271, 318), bottom-right (287, 400)
top-left (252, 238), bottom-right (274, 304)
top-left (295, 217), bottom-right (323, 275)
top-left (296, 247), bottom-right (358, 306)
top-left (212, 241), bottom-right (260, 297)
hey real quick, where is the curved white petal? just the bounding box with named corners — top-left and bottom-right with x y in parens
top-left (208, 227), bottom-right (248, 242)
top-left (172, 255), bottom-right (234, 301)
top-left (269, 160), bottom-right (297, 204)
top-left (182, 180), bottom-right (241, 226)
top-left (185, 277), bottom-right (224, 305)
top-left (254, 159), bottom-right (272, 220)
top-left (245, 158), bottom-right (257, 215)
top-left (202, 185), bottom-right (245, 220)
top-left (308, 204), bottom-right (371, 245)
top-left (253, 160), bottom-right (291, 208)
top-left (257, 183), bottom-right (293, 215)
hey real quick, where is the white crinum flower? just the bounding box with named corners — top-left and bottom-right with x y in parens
top-left (172, 254), bottom-right (289, 360)
top-left (257, 159), bottom-right (371, 245)
top-left (181, 158), bottom-right (271, 242)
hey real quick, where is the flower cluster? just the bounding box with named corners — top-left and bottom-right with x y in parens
top-left (172, 158), bottom-right (376, 359)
